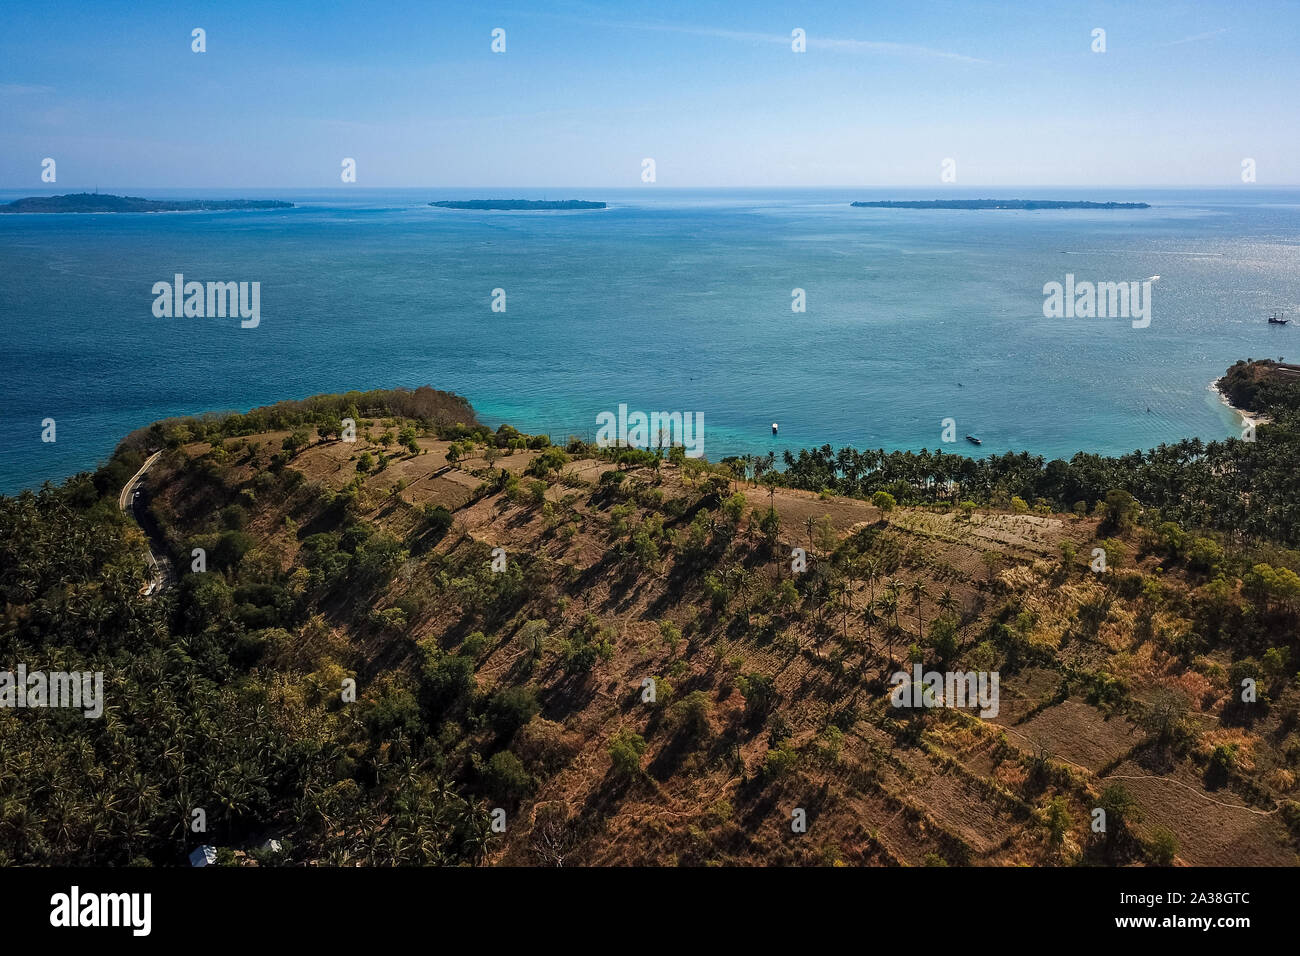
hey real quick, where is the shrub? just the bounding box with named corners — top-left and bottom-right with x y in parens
top-left (1207, 743), bottom-right (1237, 786)
top-left (658, 620), bottom-right (682, 652)
top-left (1263, 646), bottom-right (1291, 679)
top-left (481, 751), bottom-right (534, 802)
top-left (351, 532), bottom-right (407, 588)
top-left (927, 616), bottom-right (959, 662)
top-left (282, 429), bottom-right (311, 455)
top-left (1098, 784), bottom-right (1141, 841)
top-left (1101, 489), bottom-right (1140, 533)
top-left (1096, 537), bottom-right (1126, 569)
top-left (527, 480), bottom-right (548, 507)
top-left (763, 744), bottom-right (798, 778)
top-left (526, 447), bottom-right (569, 479)
top-left (670, 690), bottom-right (713, 741)
top-left (211, 530), bottom-right (254, 571)
top-left (607, 729), bottom-right (647, 777)
top-left (486, 686), bottom-right (540, 737)
top-left (363, 684), bottom-right (422, 740)
top-left (517, 619), bottom-right (550, 661)
top-left (1147, 826), bottom-right (1178, 865)
top-left (369, 606), bottom-right (408, 634)
top-left (1045, 796), bottom-right (1072, 847)
top-left (219, 504), bottom-right (247, 530)
top-left (422, 503), bottom-right (453, 537)
top-left (1185, 537), bottom-right (1223, 574)
top-left (420, 652), bottom-right (476, 719)
top-left (737, 673), bottom-right (777, 724)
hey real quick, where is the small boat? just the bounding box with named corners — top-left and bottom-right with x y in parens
top-left (965, 434), bottom-right (982, 446)
top-left (1268, 312), bottom-right (1289, 325)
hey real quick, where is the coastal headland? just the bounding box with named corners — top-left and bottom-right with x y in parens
top-left (19, 355), bottom-right (1286, 867)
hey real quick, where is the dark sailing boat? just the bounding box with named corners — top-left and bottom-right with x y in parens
top-left (1268, 311), bottom-right (1289, 325)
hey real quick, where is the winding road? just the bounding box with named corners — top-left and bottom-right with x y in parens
top-left (119, 451), bottom-right (174, 596)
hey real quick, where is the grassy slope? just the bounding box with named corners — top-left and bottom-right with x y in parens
top-left (145, 427), bottom-right (1300, 867)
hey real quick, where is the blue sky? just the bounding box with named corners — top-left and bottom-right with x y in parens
top-left (2, 0), bottom-right (1297, 187)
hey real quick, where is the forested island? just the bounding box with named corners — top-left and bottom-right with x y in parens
top-left (430, 199), bottom-right (606, 210)
top-left (0, 193), bottom-right (295, 213)
top-left (2, 361), bottom-right (1299, 868)
top-left (850, 199), bottom-right (1150, 210)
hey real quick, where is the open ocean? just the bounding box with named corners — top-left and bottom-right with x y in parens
top-left (2, 186), bottom-right (1298, 493)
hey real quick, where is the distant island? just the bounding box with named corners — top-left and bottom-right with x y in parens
top-left (430, 199), bottom-right (606, 210)
top-left (850, 199), bottom-right (1149, 210)
top-left (0, 193), bottom-right (295, 214)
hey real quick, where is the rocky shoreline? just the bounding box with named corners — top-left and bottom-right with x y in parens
top-left (1211, 378), bottom-right (1272, 431)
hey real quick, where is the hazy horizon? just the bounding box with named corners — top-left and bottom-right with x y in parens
top-left (7, 186), bottom-right (1300, 196)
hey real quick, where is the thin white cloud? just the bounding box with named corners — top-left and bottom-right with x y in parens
top-left (811, 35), bottom-right (992, 64)
top-left (551, 16), bottom-right (993, 65)
top-left (1157, 28), bottom-right (1228, 48)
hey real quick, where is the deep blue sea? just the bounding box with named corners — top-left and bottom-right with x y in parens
top-left (2, 186), bottom-right (1298, 493)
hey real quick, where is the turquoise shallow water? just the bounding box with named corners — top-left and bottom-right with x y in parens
top-left (2, 186), bottom-right (1298, 493)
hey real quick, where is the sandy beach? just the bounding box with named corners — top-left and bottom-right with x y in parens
top-left (1211, 379), bottom-right (1273, 433)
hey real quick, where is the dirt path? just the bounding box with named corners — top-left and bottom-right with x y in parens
top-left (120, 451), bottom-right (174, 595)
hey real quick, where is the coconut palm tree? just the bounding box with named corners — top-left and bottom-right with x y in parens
top-left (844, 556), bottom-right (862, 610)
top-left (878, 589), bottom-right (900, 662)
top-left (884, 579), bottom-right (904, 629)
top-left (862, 601), bottom-right (880, 659)
top-left (938, 587), bottom-right (959, 618)
top-left (863, 555), bottom-right (882, 607)
top-left (831, 577), bottom-right (851, 640)
top-left (937, 587), bottom-right (962, 639)
top-left (909, 580), bottom-right (929, 640)
top-left (728, 564), bottom-right (753, 624)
